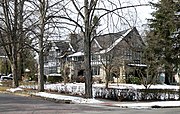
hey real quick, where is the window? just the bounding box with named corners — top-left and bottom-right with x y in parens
top-left (92, 66), bottom-right (100, 75)
top-left (49, 67), bottom-right (57, 74)
top-left (123, 49), bottom-right (132, 60)
top-left (91, 55), bottom-right (99, 61)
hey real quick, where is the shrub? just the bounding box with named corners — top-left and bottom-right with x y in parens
top-left (75, 76), bottom-right (85, 83)
top-left (93, 76), bottom-right (102, 83)
top-left (47, 76), bottom-right (63, 83)
top-left (129, 76), bottom-right (141, 84)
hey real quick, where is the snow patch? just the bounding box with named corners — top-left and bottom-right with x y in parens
top-left (6, 87), bottom-right (23, 93)
top-left (34, 92), bottom-right (103, 104)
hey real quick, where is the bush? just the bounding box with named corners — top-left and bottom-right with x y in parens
top-left (129, 76), bottom-right (141, 84)
top-left (47, 76), bottom-right (63, 83)
top-left (93, 76), bottom-right (102, 83)
top-left (75, 76), bottom-right (85, 83)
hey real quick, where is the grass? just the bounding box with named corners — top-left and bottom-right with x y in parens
top-left (0, 86), bottom-right (10, 91)
top-left (19, 81), bottom-right (37, 86)
top-left (0, 80), bottom-right (13, 87)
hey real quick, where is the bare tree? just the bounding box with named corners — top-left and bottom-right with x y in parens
top-left (97, 38), bottom-right (126, 88)
top-left (0, 0), bottom-right (26, 87)
top-left (99, 50), bottom-right (117, 88)
top-left (52, 0), bottom-right (148, 98)
top-left (0, 0), bottom-right (65, 89)
top-left (26, 0), bottom-right (65, 92)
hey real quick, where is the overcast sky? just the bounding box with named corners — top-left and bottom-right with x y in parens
top-left (114, 0), bottom-right (158, 35)
top-left (97, 0), bottom-right (159, 35)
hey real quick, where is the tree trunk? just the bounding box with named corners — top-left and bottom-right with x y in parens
top-left (105, 69), bottom-right (110, 88)
top-left (38, 0), bottom-right (45, 92)
top-left (18, 53), bottom-right (24, 81)
top-left (12, 0), bottom-right (19, 87)
top-left (84, 0), bottom-right (92, 98)
top-left (12, 51), bottom-right (19, 87)
top-left (38, 49), bottom-right (44, 92)
top-left (18, 0), bottom-right (25, 80)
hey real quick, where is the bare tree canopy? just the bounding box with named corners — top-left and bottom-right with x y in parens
top-left (0, 0), bottom-right (150, 97)
top-left (49, 0), bottom-right (149, 98)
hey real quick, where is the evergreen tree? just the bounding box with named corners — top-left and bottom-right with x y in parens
top-left (146, 0), bottom-right (180, 84)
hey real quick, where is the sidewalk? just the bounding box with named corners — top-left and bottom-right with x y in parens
top-left (4, 87), bottom-right (180, 109)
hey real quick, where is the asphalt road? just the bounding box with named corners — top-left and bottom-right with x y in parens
top-left (0, 93), bottom-right (180, 114)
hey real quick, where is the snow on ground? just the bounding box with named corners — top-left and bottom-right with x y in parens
top-left (33, 90), bottom-right (180, 108)
top-left (5, 83), bottom-right (180, 108)
top-left (108, 83), bottom-right (179, 89)
top-left (114, 101), bottom-right (180, 108)
top-left (20, 83), bottom-right (180, 101)
top-left (6, 87), bottom-right (23, 93)
top-left (34, 92), bottom-right (103, 104)
top-left (4, 86), bottom-right (180, 108)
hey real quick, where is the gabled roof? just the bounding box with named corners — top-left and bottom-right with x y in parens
top-left (95, 28), bottom-right (130, 49)
top-left (54, 41), bottom-right (75, 52)
top-left (54, 41), bottom-right (69, 51)
top-left (97, 28), bottom-right (133, 54)
top-left (69, 33), bottom-right (84, 52)
top-left (68, 27), bottom-right (144, 57)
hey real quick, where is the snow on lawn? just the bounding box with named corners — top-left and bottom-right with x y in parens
top-left (109, 83), bottom-right (179, 89)
top-left (21, 82), bottom-right (180, 90)
top-left (20, 83), bottom-right (180, 101)
top-left (34, 92), bottom-right (103, 104)
top-left (7, 83), bottom-right (180, 108)
top-left (5, 86), bottom-right (180, 108)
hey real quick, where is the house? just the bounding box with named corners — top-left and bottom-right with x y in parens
top-left (44, 41), bottom-right (74, 76)
top-left (42, 27), bottom-right (177, 84)
top-left (68, 27), bottom-right (146, 83)
top-left (0, 47), bottom-right (6, 59)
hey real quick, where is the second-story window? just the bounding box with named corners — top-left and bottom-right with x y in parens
top-left (91, 54), bottom-right (99, 61)
top-left (124, 49), bottom-right (132, 60)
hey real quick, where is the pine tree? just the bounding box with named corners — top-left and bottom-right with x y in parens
top-left (146, 0), bottom-right (180, 84)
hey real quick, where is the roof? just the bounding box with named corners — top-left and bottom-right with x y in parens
top-left (54, 41), bottom-right (70, 51)
top-left (95, 29), bottom-right (130, 49)
top-left (97, 28), bottom-right (133, 54)
top-left (69, 33), bottom-right (84, 52)
top-left (68, 27), bottom-right (144, 56)
top-left (68, 52), bottom-right (84, 57)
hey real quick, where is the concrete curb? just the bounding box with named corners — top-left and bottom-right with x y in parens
top-left (30, 93), bottom-right (73, 104)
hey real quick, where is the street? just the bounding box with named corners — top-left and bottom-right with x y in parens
top-left (0, 93), bottom-right (180, 114)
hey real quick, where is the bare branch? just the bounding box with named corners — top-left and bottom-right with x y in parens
top-left (71, 0), bottom-right (85, 19)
